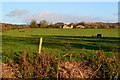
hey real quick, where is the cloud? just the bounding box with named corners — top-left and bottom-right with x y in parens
top-left (5, 10), bottom-right (117, 24)
top-left (6, 9), bottom-right (29, 17)
top-left (23, 11), bottom-right (117, 23)
top-left (23, 11), bottom-right (91, 23)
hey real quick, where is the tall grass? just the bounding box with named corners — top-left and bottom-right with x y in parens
top-left (2, 28), bottom-right (119, 79)
top-left (5, 49), bottom-right (119, 79)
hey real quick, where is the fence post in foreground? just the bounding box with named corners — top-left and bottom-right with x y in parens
top-left (38, 37), bottom-right (43, 54)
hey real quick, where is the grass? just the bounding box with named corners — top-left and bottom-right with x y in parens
top-left (2, 28), bottom-right (119, 62)
top-left (3, 48), bottom-right (120, 79)
top-left (2, 28), bottom-right (120, 79)
top-left (3, 28), bottom-right (119, 37)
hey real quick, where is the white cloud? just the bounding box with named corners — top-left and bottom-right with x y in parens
top-left (5, 9), bottom-right (117, 24)
top-left (6, 9), bottom-right (29, 17)
top-left (23, 11), bottom-right (117, 23)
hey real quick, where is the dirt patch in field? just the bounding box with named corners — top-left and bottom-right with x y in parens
top-left (58, 61), bottom-right (93, 78)
top-left (1, 62), bottom-right (21, 78)
top-left (1, 62), bottom-right (16, 78)
top-left (1, 60), bottom-right (94, 79)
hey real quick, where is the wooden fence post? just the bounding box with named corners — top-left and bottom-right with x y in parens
top-left (38, 37), bottom-right (43, 54)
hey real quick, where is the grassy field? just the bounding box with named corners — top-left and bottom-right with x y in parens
top-left (3, 28), bottom-right (119, 37)
top-left (2, 28), bottom-right (119, 62)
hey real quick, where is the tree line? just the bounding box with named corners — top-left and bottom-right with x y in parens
top-left (29, 20), bottom-right (120, 29)
top-left (1, 20), bottom-right (120, 32)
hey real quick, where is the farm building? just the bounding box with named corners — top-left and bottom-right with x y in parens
top-left (76, 25), bottom-right (85, 28)
top-left (63, 24), bottom-right (73, 28)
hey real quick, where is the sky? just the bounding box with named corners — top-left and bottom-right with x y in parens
top-left (1, 2), bottom-right (118, 24)
top-left (1, 0), bottom-right (119, 2)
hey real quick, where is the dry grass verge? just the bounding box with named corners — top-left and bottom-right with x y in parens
top-left (1, 50), bottom-right (120, 79)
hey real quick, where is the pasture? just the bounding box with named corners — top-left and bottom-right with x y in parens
top-left (2, 28), bottom-right (119, 62)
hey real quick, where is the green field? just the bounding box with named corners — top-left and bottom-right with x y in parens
top-left (2, 28), bottom-right (119, 62)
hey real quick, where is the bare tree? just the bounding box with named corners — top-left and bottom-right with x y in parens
top-left (30, 20), bottom-right (38, 28)
top-left (39, 20), bottom-right (49, 28)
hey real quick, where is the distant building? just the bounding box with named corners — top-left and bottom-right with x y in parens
top-left (63, 24), bottom-right (73, 28)
top-left (76, 25), bottom-right (85, 28)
